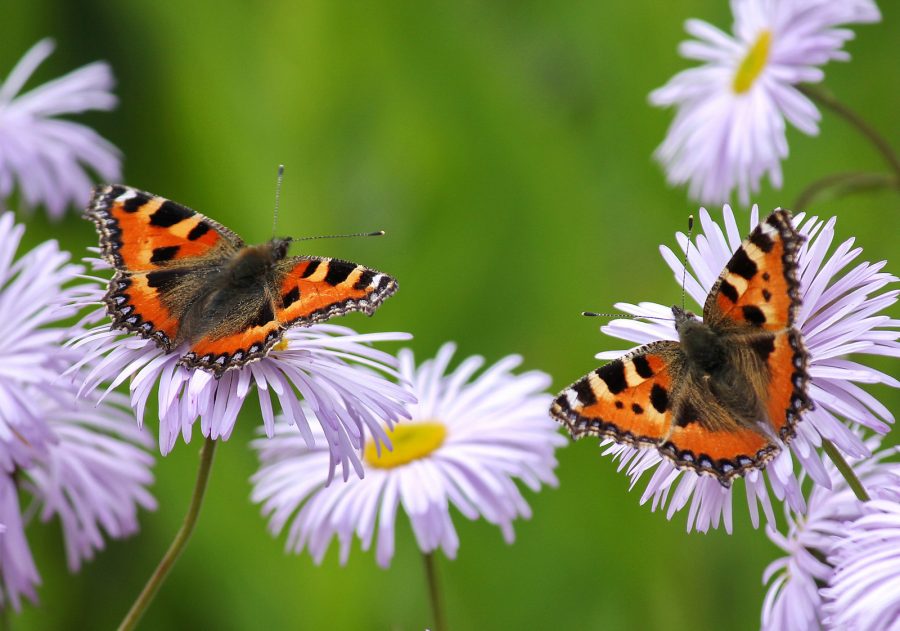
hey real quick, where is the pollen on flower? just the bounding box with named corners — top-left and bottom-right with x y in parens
top-left (364, 421), bottom-right (447, 469)
top-left (733, 30), bottom-right (772, 93)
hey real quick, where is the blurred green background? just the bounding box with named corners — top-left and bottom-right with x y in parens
top-left (3, 1), bottom-right (898, 629)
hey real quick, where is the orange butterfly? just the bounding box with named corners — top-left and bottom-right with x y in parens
top-left (551, 210), bottom-right (813, 486)
top-left (86, 185), bottom-right (397, 376)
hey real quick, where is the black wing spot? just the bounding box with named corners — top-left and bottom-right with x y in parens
top-left (249, 301), bottom-right (275, 328)
top-left (353, 269), bottom-right (376, 290)
top-left (632, 355), bottom-right (654, 379)
top-left (187, 222), bottom-right (211, 240)
top-left (762, 288), bottom-right (772, 302)
top-left (572, 379), bottom-right (596, 406)
top-left (614, 400), bottom-right (624, 409)
top-left (147, 268), bottom-right (191, 293)
top-left (150, 245), bottom-right (180, 264)
top-left (750, 229), bottom-right (775, 253)
top-left (762, 272), bottom-right (771, 281)
top-left (631, 403), bottom-right (644, 415)
top-left (150, 201), bottom-right (194, 227)
top-left (742, 305), bottom-right (767, 326)
top-left (727, 247), bottom-right (758, 280)
top-left (123, 193), bottom-right (151, 212)
top-left (596, 361), bottom-right (627, 395)
top-left (675, 401), bottom-right (699, 427)
top-left (719, 280), bottom-right (739, 303)
top-left (751, 335), bottom-right (776, 362)
top-left (282, 287), bottom-right (300, 308)
top-left (324, 261), bottom-right (356, 286)
top-left (650, 384), bottom-right (669, 413)
top-left (300, 260), bottom-right (320, 278)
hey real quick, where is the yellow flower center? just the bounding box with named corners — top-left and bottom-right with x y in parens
top-left (733, 30), bottom-right (772, 93)
top-left (273, 339), bottom-right (290, 352)
top-left (364, 421), bottom-right (447, 469)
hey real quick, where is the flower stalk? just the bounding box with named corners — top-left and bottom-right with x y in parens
top-left (118, 437), bottom-right (217, 631)
top-left (423, 552), bottom-right (448, 631)
top-left (799, 84), bottom-right (900, 181)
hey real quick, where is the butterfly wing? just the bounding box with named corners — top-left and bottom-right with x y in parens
top-left (703, 209), bottom-right (812, 442)
top-left (85, 185), bottom-right (244, 349)
top-left (178, 284), bottom-right (282, 375)
top-left (704, 209), bottom-right (803, 331)
top-left (550, 341), bottom-right (780, 486)
top-left (273, 256), bottom-right (398, 327)
top-left (180, 255), bottom-right (398, 375)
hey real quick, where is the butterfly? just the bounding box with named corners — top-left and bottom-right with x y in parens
top-left (85, 185), bottom-right (398, 376)
top-left (550, 209), bottom-right (813, 486)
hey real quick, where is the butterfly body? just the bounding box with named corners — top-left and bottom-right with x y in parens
top-left (551, 210), bottom-right (812, 486)
top-left (86, 185), bottom-right (398, 376)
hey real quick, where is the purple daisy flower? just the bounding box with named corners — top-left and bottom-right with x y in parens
top-left (25, 390), bottom-right (156, 572)
top-left (71, 270), bottom-right (414, 480)
top-left (0, 475), bottom-right (40, 610)
top-left (0, 212), bottom-right (155, 609)
top-left (650, 0), bottom-right (880, 204)
top-left (0, 387), bottom-right (155, 610)
top-left (0, 39), bottom-right (121, 219)
top-left (0, 211), bottom-right (91, 468)
top-left (591, 205), bottom-right (898, 532)
top-left (761, 441), bottom-right (900, 630)
top-left (821, 496), bottom-right (900, 630)
top-left (251, 343), bottom-right (564, 567)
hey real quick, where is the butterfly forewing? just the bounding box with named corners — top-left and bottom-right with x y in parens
top-left (704, 209), bottom-right (803, 332)
top-left (85, 185), bottom-right (244, 349)
top-left (274, 256), bottom-right (398, 327)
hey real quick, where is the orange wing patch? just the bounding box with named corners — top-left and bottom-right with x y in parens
top-left (551, 347), bottom-right (674, 445)
top-left (707, 210), bottom-right (803, 331)
top-left (659, 423), bottom-right (776, 479)
top-left (762, 329), bottom-right (812, 441)
top-left (275, 257), bottom-right (398, 326)
top-left (182, 319), bottom-right (283, 374)
top-left (107, 274), bottom-right (181, 346)
top-left (85, 185), bottom-right (240, 273)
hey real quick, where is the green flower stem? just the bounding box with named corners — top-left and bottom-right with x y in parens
top-left (118, 437), bottom-right (218, 631)
top-left (423, 552), bottom-right (448, 631)
top-left (0, 589), bottom-right (9, 631)
top-left (793, 171), bottom-right (897, 210)
top-left (799, 84), bottom-right (900, 181)
top-left (823, 439), bottom-right (870, 502)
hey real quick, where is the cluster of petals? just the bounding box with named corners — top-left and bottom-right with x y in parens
top-left (761, 440), bottom-right (900, 630)
top-left (70, 265), bottom-right (415, 480)
top-left (0, 212), bottom-right (155, 609)
top-left (650, 0), bottom-right (880, 204)
top-left (251, 343), bottom-right (565, 567)
top-left (0, 39), bottom-right (120, 219)
top-left (594, 204), bottom-right (898, 532)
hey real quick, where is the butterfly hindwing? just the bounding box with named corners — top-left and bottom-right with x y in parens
top-left (704, 209), bottom-right (802, 331)
top-left (274, 256), bottom-right (398, 327)
top-left (179, 285), bottom-right (283, 374)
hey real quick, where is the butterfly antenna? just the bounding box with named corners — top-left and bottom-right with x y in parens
top-left (582, 311), bottom-right (674, 322)
top-left (272, 164), bottom-right (285, 237)
top-left (292, 230), bottom-right (385, 242)
top-left (680, 214), bottom-right (694, 311)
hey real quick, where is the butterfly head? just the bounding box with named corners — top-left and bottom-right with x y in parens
top-left (265, 237), bottom-right (293, 261)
